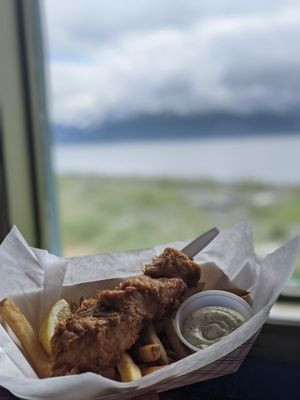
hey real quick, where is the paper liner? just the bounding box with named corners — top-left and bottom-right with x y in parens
top-left (0, 222), bottom-right (299, 400)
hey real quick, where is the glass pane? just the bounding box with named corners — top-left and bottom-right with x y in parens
top-left (43, 0), bottom-right (300, 292)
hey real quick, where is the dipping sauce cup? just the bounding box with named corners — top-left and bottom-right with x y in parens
top-left (175, 290), bottom-right (253, 352)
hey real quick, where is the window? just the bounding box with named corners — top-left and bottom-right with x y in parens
top-left (0, 0), bottom-right (59, 253)
top-left (43, 0), bottom-right (300, 294)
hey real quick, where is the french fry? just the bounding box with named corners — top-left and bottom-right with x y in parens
top-left (223, 288), bottom-right (252, 305)
top-left (129, 334), bottom-right (144, 360)
top-left (117, 352), bottom-right (142, 382)
top-left (166, 348), bottom-right (180, 361)
top-left (141, 365), bottom-right (166, 376)
top-left (138, 343), bottom-right (161, 362)
top-left (165, 318), bottom-right (191, 359)
top-left (0, 298), bottom-right (51, 378)
top-left (241, 294), bottom-right (252, 306)
top-left (223, 288), bottom-right (249, 296)
top-left (144, 322), bottom-right (169, 365)
top-left (167, 357), bottom-right (175, 364)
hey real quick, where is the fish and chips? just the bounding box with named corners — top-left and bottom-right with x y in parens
top-left (0, 247), bottom-right (251, 382)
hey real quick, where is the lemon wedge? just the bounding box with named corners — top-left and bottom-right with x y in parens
top-left (39, 299), bottom-right (70, 355)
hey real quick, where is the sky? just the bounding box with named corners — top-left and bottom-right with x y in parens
top-left (44, 0), bottom-right (300, 128)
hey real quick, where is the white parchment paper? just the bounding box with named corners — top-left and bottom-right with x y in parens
top-left (0, 222), bottom-right (299, 400)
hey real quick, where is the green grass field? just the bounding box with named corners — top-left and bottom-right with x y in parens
top-left (56, 175), bottom-right (300, 284)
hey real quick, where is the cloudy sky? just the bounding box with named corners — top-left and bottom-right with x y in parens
top-left (44, 0), bottom-right (300, 128)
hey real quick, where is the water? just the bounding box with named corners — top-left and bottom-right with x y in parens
top-left (53, 134), bottom-right (300, 185)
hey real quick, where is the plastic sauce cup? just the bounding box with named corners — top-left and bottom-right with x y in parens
top-left (175, 290), bottom-right (253, 352)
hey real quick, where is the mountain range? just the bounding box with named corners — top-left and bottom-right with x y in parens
top-left (52, 112), bottom-right (300, 143)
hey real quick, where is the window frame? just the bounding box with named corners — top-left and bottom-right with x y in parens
top-left (0, 0), bottom-right (60, 253)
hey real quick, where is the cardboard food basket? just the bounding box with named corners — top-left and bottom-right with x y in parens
top-left (0, 222), bottom-right (299, 400)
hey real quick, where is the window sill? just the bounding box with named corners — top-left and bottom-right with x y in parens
top-left (268, 300), bottom-right (300, 326)
top-left (249, 302), bottom-right (300, 361)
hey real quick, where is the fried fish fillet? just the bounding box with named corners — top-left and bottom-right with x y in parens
top-left (51, 248), bottom-right (200, 376)
top-left (143, 247), bottom-right (201, 286)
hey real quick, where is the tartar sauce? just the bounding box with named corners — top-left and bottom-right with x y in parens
top-left (182, 306), bottom-right (245, 349)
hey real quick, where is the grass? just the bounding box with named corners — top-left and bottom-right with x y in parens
top-left (56, 175), bottom-right (300, 284)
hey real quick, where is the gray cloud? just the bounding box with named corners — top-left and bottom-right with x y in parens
top-left (44, 0), bottom-right (300, 126)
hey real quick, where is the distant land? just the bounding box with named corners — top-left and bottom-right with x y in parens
top-left (52, 112), bottom-right (300, 143)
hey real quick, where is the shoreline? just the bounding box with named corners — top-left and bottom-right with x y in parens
top-left (53, 134), bottom-right (300, 185)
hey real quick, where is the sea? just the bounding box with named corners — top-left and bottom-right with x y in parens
top-left (53, 134), bottom-right (300, 185)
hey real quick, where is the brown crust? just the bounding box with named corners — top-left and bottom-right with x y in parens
top-left (144, 247), bottom-right (201, 287)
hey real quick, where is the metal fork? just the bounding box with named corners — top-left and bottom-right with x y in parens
top-left (181, 227), bottom-right (219, 259)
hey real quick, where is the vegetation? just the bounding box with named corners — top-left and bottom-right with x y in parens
top-left (56, 175), bottom-right (300, 285)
